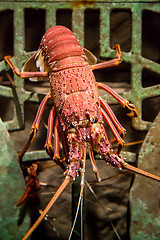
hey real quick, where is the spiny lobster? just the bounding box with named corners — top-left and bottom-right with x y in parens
top-left (4, 25), bottom-right (160, 240)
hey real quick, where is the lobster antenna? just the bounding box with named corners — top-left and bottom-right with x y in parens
top-left (121, 161), bottom-right (160, 182)
top-left (22, 176), bottom-right (71, 240)
top-left (89, 172), bottom-right (128, 185)
top-left (81, 189), bottom-right (84, 240)
top-left (85, 180), bottom-right (122, 240)
top-left (68, 147), bottom-right (86, 240)
top-left (68, 185), bottom-right (84, 240)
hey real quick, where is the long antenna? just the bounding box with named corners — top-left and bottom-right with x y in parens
top-left (121, 161), bottom-right (160, 182)
top-left (85, 180), bottom-right (121, 240)
top-left (69, 147), bottom-right (86, 240)
top-left (22, 176), bottom-right (71, 240)
top-left (68, 185), bottom-right (84, 240)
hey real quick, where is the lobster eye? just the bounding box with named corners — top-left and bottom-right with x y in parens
top-left (85, 112), bottom-right (90, 120)
top-left (70, 121), bottom-right (77, 128)
top-left (91, 117), bottom-right (98, 123)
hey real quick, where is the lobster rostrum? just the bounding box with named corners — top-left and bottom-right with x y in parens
top-left (4, 25), bottom-right (160, 240)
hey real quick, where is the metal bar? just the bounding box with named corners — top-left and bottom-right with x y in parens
top-left (72, 9), bottom-right (85, 46)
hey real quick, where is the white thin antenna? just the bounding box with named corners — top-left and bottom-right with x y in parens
top-left (68, 185), bottom-right (84, 240)
top-left (85, 180), bottom-right (121, 240)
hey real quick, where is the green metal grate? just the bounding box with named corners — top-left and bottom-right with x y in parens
top-left (0, 0), bottom-right (159, 132)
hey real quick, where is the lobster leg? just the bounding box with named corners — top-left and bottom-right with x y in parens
top-left (101, 108), bottom-right (124, 154)
top-left (53, 117), bottom-right (66, 171)
top-left (18, 92), bottom-right (51, 160)
top-left (16, 164), bottom-right (40, 206)
top-left (4, 56), bottom-right (48, 78)
top-left (53, 117), bottom-right (60, 159)
top-left (100, 96), bottom-right (126, 138)
top-left (45, 106), bottom-right (55, 158)
top-left (62, 130), bottom-right (69, 163)
top-left (91, 44), bottom-right (122, 70)
top-left (17, 95), bottom-right (51, 206)
top-left (88, 146), bottom-right (101, 182)
top-left (45, 110), bottom-right (66, 171)
top-left (97, 82), bottom-right (138, 117)
top-left (101, 124), bottom-right (112, 149)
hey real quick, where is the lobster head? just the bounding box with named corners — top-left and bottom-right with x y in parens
top-left (65, 121), bottom-right (112, 180)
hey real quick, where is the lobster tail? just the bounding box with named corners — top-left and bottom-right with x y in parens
top-left (40, 26), bottom-right (87, 68)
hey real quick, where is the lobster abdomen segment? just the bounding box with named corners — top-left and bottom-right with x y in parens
top-left (40, 26), bottom-right (87, 69)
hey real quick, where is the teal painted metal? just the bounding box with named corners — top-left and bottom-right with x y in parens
top-left (130, 112), bottom-right (160, 240)
top-left (1, 0), bottom-right (160, 3)
top-left (0, 118), bottom-right (29, 240)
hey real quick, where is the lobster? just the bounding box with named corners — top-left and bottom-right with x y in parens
top-left (4, 25), bottom-right (160, 240)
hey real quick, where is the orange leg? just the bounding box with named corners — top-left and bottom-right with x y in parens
top-left (45, 110), bottom-right (66, 172)
top-left (5, 72), bottom-right (15, 86)
top-left (45, 106), bottom-right (56, 159)
top-left (88, 146), bottom-right (101, 182)
top-left (53, 117), bottom-right (60, 159)
top-left (62, 130), bottom-right (69, 163)
top-left (101, 108), bottom-right (124, 154)
top-left (18, 92), bottom-right (51, 160)
top-left (91, 44), bottom-right (122, 70)
top-left (101, 124), bottom-right (112, 149)
top-left (16, 164), bottom-right (40, 207)
top-left (100, 97), bottom-right (126, 138)
top-left (98, 83), bottom-right (138, 117)
top-left (4, 55), bottom-right (48, 78)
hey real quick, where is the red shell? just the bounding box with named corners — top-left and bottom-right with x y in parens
top-left (39, 26), bottom-right (101, 129)
top-left (40, 26), bottom-right (87, 68)
top-left (50, 65), bottom-right (101, 129)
